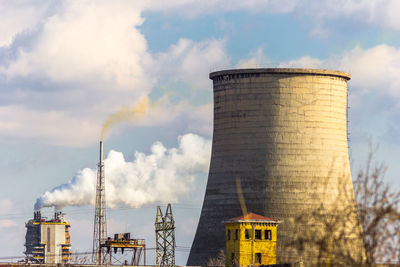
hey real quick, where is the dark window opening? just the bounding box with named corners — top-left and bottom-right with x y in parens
top-left (245, 229), bottom-right (250, 240)
top-left (47, 227), bottom-right (51, 252)
top-left (265, 230), bottom-right (272, 240)
top-left (227, 229), bottom-right (231, 240)
top-left (255, 229), bottom-right (262, 240)
top-left (235, 229), bottom-right (239, 240)
top-left (255, 253), bottom-right (262, 264)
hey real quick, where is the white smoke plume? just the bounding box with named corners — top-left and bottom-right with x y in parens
top-left (34, 133), bottom-right (211, 210)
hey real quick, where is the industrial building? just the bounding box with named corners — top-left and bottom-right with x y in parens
top-left (25, 210), bottom-right (71, 264)
top-left (188, 68), bottom-right (365, 265)
top-left (224, 213), bottom-right (280, 266)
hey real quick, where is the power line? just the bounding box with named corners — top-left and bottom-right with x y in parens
top-left (0, 203), bottom-right (201, 220)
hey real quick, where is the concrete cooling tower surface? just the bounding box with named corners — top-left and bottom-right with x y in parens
top-left (187, 68), bottom-right (365, 265)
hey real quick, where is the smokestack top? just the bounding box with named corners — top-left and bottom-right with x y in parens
top-left (34, 210), bottom-right (41, 221)
top-left (209, 68), bottom-right (351, 80)
top-left (100, 140), bottom-right (103, 163)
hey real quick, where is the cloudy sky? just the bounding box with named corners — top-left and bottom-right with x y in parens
top-left (1, 0), bottom-right (400, 264)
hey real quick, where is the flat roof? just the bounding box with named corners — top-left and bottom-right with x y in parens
top-left (209, 68), bottom-right (351, 80)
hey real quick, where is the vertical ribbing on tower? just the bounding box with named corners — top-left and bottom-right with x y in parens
top-left (93, 140), bottom-right (107, 264)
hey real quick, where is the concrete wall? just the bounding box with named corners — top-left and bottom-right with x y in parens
top-left (41, 224), bottom-right (67, 264)
top-left (187, 68), bottom-right (365, 265)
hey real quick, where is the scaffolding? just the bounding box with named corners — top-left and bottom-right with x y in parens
top-left (155, 204), bottom-right (175, 267)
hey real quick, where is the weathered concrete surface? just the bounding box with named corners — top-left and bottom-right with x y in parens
top-left (187, 68), bottom-right (365, 265)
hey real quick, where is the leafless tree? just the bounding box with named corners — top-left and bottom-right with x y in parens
top-left (205, 250), bottom-right (226, 267)
top-left (354, 146), bottom-right (400, 264)
top-left (282, 147), bottom-right (399, 265)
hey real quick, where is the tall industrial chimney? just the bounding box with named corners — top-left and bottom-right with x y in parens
top-left (187, 69), bottom-right (365, 265)
top-left (93, 140), bottom-right (107, 264)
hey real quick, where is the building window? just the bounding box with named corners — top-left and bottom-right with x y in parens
top-left (255, 253), bottom-right (262, 264)
top-left (255, 230), bottom-right (262, 240)
top-left (265, 230), bottom-right (272, 240)
top-left (227, 229), bottom-right (231, 240)
top-left (245, 229), bottom-right (250, 240)
top-left (235, 229), bottom-right (239, 240)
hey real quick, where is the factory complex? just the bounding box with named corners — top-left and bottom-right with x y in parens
top-left (4, 68), bottom-right (372, 266)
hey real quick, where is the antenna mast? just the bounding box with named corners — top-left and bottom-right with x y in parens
top-left (93, 140), bottom-right (107, 264)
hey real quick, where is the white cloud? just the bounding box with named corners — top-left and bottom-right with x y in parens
top-left (0, 105), bottom-right (100, 147)
top-left (152, 38), bottom-right (230, 89)
top-left (97, 97), bottom-right (213, 142)
top-left (0, 1), bottom-right (224, 146)
top-left (0, 95), bottom-right (213, 147)
top-left (34, 133), bottom-right (211, 209)
top-left (3, 0), bottom-right (152, 92)
top-left (301, 0), bottom-right (400, 32)
top-left (236, 47), bottom-right (270, 68)
top-left (142, 0), bottom-right (400, 32)
top-left (0, 0), bottom-right (52, 47)
top-left (338, 45), bottom-right (400, 98)
top-left (143, 0), bottom-right (298, 18)
top-left (2, 0), bottom-right (398, 148)
top-left (278, 56), bottom-right (323, 69)
top-left (0, 0), bottom-right (155, 146)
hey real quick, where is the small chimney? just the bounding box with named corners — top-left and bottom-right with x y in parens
top-left (34, 210), bottom-right (41, 222)
top-left (54, 207), bottom-right (63, 221)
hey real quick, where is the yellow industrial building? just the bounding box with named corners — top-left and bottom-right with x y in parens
top-left (25, 211), bottom-right (71, 264)
top-left (224, 213), bottom-right (280, 266)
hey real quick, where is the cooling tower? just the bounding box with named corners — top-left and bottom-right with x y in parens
top-left (187, 68), bottom-right (365, 265)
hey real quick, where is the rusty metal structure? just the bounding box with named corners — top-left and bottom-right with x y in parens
top-left (25, 210), bottom-right (71, 264)
top-left (93, 140), bottom-right (107, 264)
top-left (102, 233), bottom-right (146, 265)
top-left (155, 204), bottom-right (175, 267)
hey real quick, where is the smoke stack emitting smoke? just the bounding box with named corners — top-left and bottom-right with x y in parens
top-left (34, 133), bottom-right (211, 210)
top-left (100, 96), bottom-right (149, 141)
top-left (34, 97), bottom-right (211, 211)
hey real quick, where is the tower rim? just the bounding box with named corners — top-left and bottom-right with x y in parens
top-left (209, 68), bottom-right (351, 80)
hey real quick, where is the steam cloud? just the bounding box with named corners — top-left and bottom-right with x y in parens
top-left (34, 133), bottom-right (211, 210)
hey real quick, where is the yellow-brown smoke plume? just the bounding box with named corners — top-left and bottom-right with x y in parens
top-left (236, 176), bottom-right (249, 220)
top-left (101, 96), bottom-right (149, 140)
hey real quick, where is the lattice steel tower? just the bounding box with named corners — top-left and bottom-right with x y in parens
top-left (93, 140), bottom-right (107, 264)
top-left (155, 204), bottom-right (175, 267)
